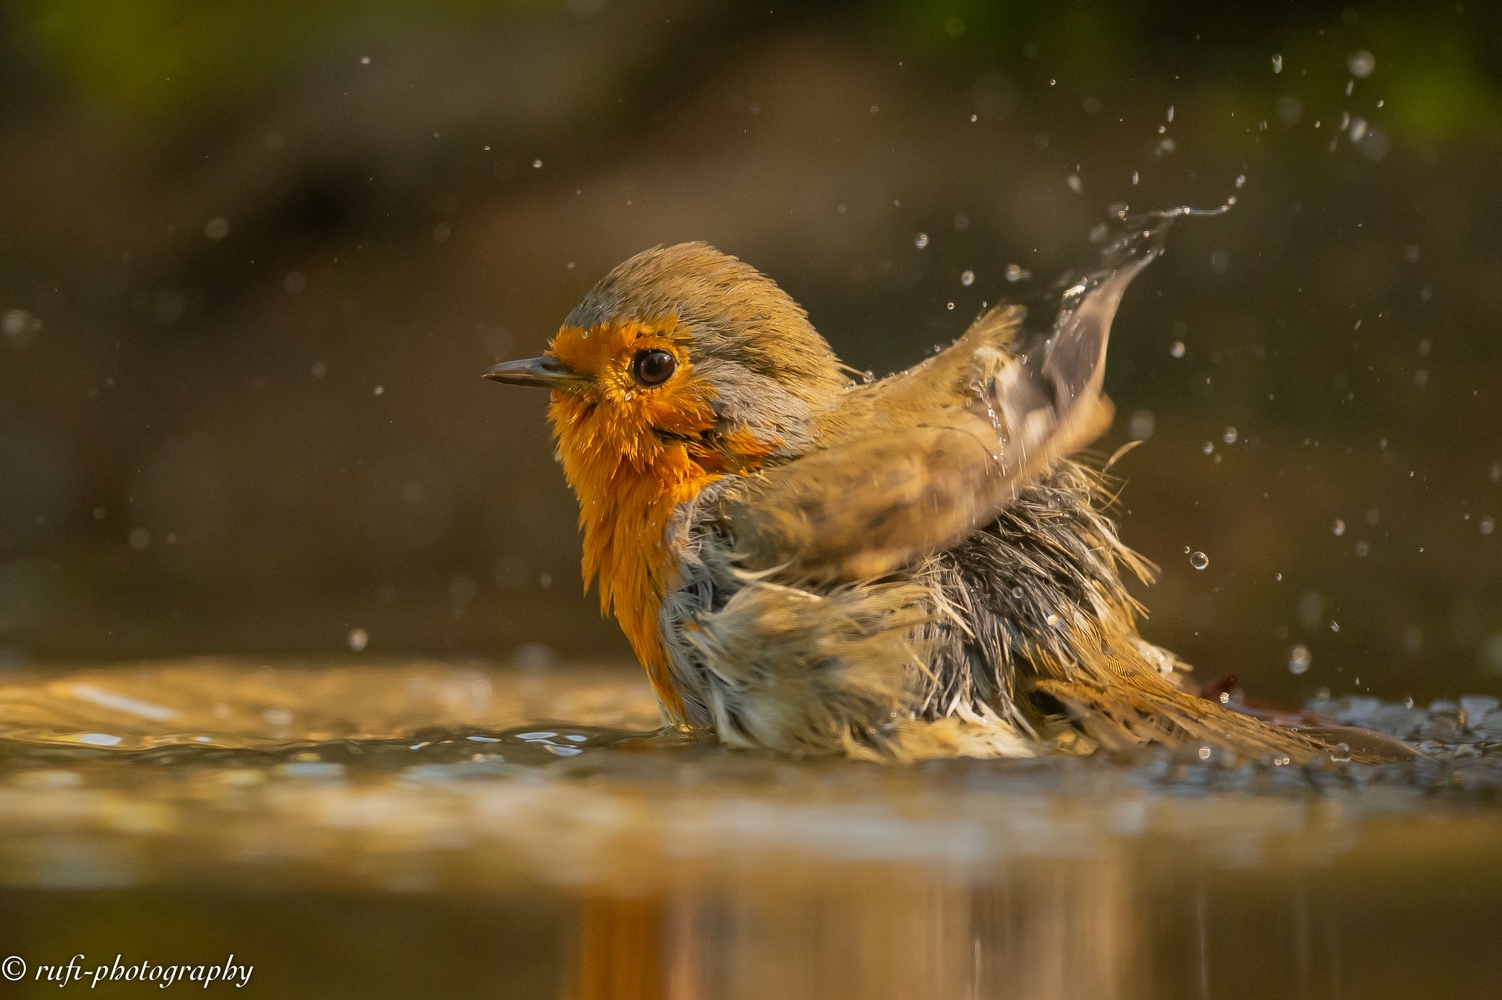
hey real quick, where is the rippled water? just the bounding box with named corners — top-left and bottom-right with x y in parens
top-left (0, 660), bottom-right (1500, 999)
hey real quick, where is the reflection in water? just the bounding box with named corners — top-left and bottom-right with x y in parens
top-left (577, 873), bottom-right (1134, 1000)
top-left (0, 660), bottom-right (1497, 998)
top-left (615, 857), bottom-right (1138, 1000)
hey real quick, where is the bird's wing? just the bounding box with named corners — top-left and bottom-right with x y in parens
top-left (718, 254), bottom-right (1154, 582)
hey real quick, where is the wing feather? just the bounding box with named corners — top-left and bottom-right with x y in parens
top-left (719, 255), bottom-right (1154, 581)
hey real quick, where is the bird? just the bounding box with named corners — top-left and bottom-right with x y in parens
top-left (484, 241), bottom-right (1342, 763)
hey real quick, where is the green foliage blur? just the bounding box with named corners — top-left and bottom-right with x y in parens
top-left (19, 0), bottom-right (1500, 140)
top-left (20, 0), bottom-right (544, 113)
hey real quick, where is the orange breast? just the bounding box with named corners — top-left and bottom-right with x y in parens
top-left (543, 321), bottom-right (785, 722)
top-left (547, 393), bottom-right (718, 722)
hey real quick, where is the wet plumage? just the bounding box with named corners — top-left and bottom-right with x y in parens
top-left (486, 242), bottom-right (1336, 762)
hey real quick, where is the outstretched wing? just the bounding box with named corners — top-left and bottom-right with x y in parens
top-left (718, 254), bottom-right (1154, 582)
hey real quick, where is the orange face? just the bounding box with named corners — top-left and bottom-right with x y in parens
top-left (537, 316), bottom-right (733, 721)
top-left (546, 316), bottom-right (718, 465)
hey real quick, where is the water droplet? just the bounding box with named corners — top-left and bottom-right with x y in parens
top-left (1, 308), bottom-right (36, 347)
top-left (204, 216), bottom-right (229, 241)
top-left (946, 302), bottom-right (954, 310)
top-left (348, 628), bottom-right (368, 652)
top-left (1170, 340), bottom-right (1186, 358)
top-left (373, 385), bottom-right (385, 396)
top-left (1271, 53), bottom-right (1283, 74)
top-left (1011, 587), bottom-right (1024, 599)
top-left (1202, 441), bottom-right (1215, 455)
top-left (914, 233), bottom-right (929, 249)
top-left (1348, 50), bottom-right (1375, 79)
top-left (1288, 644), bottom-right (1311, 675)
top-left (1189, 551), bottom-right (1209, 570)
top-left (1222, 427), bottom-right (1238, 445)
top-left (1332, 518), bottom-right (1346, 537)
top-left (1004, 264), bottom-right (1030, 282)
top-left (1197, 746), bottom-right (1212, 760)
top-left (532, 159), bottom-right (543, 169)
top-left (960, 269), bottom-right (975, 286)
top-left (1330, 621), bottom-right (1340, 633)
top-left (1490, 462), bottom-right (1500, 482)
top-left (1045, 613), bottom-right (1060, 627)
top-left (78, 733), bottom-right (122, 747)
top-left (1481, 515), bottom-right (1495, 536)
top-left (1065, 174), bottom-right (1082, 193)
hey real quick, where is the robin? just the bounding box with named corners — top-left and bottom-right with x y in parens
top-left (484, 241), bottom-right (1338, 762)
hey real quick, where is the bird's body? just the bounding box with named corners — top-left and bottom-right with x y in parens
top-left (487, 242), bottom-right (1330, 761)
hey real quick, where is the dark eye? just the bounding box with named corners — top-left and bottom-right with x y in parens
top-left (632, 348), bottom-right (676, 386)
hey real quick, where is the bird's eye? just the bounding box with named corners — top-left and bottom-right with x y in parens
top-left (632, 348), bottom-right (677, 386)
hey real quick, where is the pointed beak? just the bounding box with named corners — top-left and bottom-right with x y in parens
top-left (482, 355), bottom-right (589, 389)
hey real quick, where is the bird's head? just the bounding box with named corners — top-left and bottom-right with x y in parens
top-left (485, 242), bottom-right (846, 479)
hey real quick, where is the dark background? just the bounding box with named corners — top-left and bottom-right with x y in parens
top-left (1, 0), bottom-right (1499, 705)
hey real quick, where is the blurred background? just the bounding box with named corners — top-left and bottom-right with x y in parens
top-left (1, 0), bottom-right (1499, 706)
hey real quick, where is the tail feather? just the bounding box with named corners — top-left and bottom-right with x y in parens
top-left (1032, 673), bottom-right (1377, 763)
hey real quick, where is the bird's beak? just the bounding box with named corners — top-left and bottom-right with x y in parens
top-left (482, 355), bottom-right (589, 389)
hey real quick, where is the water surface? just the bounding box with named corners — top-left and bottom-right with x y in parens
top-left (0, 660), bottom-right (1498, 999)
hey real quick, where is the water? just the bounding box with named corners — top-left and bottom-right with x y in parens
top-left (0, 660), bottom-right (1499, 998)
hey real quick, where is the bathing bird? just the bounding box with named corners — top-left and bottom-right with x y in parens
top-left (485, 241), bottom-right (1333, 762)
